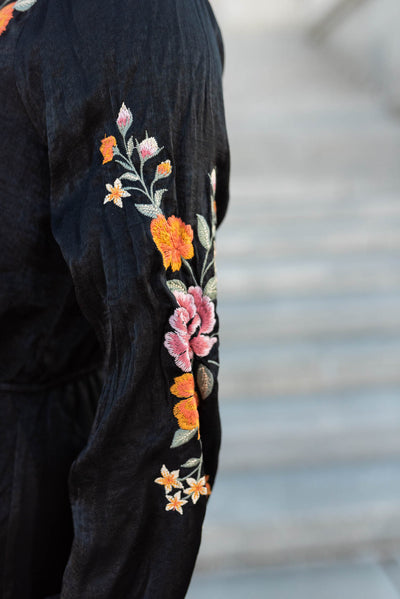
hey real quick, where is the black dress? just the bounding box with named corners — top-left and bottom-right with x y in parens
top-left (0, 0), bottom-right (230, 597)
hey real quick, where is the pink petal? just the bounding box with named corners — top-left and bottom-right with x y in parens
top-left (189, 286), bottom-right (216, 334)
top-left (164, 332), bottom-right (188, 358)
top-left (174, 351), bottom-right (192, 372)
top-left (174, 291), bottom-right (196, 321)
top-left (169, 307), bottom-right (190, 336)
top-left (190, 334), bottom-right (217, 358)
top-left (187, 313), bottom-right (201, 337)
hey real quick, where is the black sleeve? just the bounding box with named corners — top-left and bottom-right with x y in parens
top-left (15, 0), bottom-right (230, 597)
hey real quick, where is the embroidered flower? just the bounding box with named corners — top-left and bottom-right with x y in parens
top-left (156, 160), bottom-right (172, 179)
top-left (184, 476), bottom-right (208, 504)
top-left (139, 136), bottom-right (159, 160)
top-left (150, 214), bottom-right (194, 272)
top-left (164, 287), bottom-right (217, 372)
top-left (165, 491), bottom-right (188, 515)
top-left (170, 373), bottom-right (200, 433)
top-left (0, 2), bottom-right (16, 36)
top-left (104, 178), bottom-right (131, 208)
top-left (170, 373), bottom-right (195, 398)
top-left (116, 102), bottom-right (133, 135)
top-left (100, 135), bottom-right (117, 164)
top-left (173, 396), bottom-right (200, 431)
top-left (154, 465), bottom-right (183, 493)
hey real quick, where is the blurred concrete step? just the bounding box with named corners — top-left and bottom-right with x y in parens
top-left (188, 561), bottom-right (399, 599)
top-left (218, 390), bottom-right (400, 470)
top-left (218, 255), bottom-right (400, 299)
top-left (217, 223), bottom-right (400, 258)
top-left (219, 337), bottom-right (400, 398)
top-left (196, 459), bottom-right (400, 570)
top-left (219, 294), bottom-right (400, 343)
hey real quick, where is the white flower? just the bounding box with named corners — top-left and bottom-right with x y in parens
top-left (183, 476), bottom-right (208, 504)
top-left (103, 178), bottom-right (131, 208)
top-left (154, 464), bottom-right (183, 493)
top-left (165, 491), bottom-right (188, 515)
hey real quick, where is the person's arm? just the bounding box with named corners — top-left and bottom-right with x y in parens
top-left (15, 0), bottom-right (230, 596)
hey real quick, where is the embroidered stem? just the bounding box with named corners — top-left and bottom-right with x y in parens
top-left (182, 258), bottom-right (198, 286)
top-left (201, 258), bottom-right (215, 284)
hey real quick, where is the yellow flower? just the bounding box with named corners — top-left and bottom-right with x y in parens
top-left (165, 491), bottom-right (188, 515)
top-left (0, 3), bottom-right (15, 37)
top-left (103, 178), bottom-right (131, 208)
top-left (156, 160), bottom-right (172, 179)
top-left (150, 214), bottom-right (194, 271)
top-left (154, 464), bottom-right (183, 493)
top-left (99, 135), bottom-right (116, 164)
top-left (184, 476), bottom-right (208, 504)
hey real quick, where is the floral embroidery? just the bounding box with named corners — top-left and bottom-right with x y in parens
top-left (0, 3), bottom-right (15, 35)
top-left (154, 464), bottom-right (183, 493)
top-left (184, 476), bottom-right (208, 504)
top-left (0, 0), bottom-right (38, 38)
top-left (103, 178), bottom-right (131, 208)
top-left (156, 160), bottom-right (172, 179)
top-left (150, 215), bottom-right (194, 272)
top-left (101, 102), bottom-right (219, 514)
top-left (165, 491), bottom-right (188, 515)
top-left (170, 374), bottom-right (200, 434)
top-left (100, 135), bottom-right (117, 164)
top-left (164, 287), bottom-right (217, 372)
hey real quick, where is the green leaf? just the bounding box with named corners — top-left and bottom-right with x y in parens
top-left (14, 0), bottom-right (37, 11)
top-left (181, 457), bottom-right (201, 468)
top-left (127, 136), bottom-right (134, 158)
top-left (120, 172), bottom-right (139, 182)
top-left (196, 214), bottom-right (211, 250)
top-left (170, 428), bottom-right (198, 448)
top-left (135, 204), bottom-right (162, 218)
top-left (204, 276), bottom-right (217, 300)
top-left (196, 365), bottom-right (214, 400)
top-left (166, 280), bottom-right (187, 294)
top-left (154, 188), bottom-right (167, 207)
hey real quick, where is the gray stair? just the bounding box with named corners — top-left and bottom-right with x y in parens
top-left (190, 10), bottom-right (400, 587)
top-left (188, 561), bottom-right (400, 599)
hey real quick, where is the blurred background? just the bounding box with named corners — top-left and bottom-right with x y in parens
top-left (187, 0), bottom-right (400, 597)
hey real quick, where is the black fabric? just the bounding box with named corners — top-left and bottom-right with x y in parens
top-left (0, 0), bottom-right (230, 597)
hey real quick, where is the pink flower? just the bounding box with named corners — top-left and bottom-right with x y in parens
top-left (116, 102), bottom-right (133, 134)
top-left (139, 136), bottom-right (159, 160)
top-left (164, 286), bottom-right (217, 372)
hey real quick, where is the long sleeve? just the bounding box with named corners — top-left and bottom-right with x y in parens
top-left (14, 0), bottom-right (230, 597)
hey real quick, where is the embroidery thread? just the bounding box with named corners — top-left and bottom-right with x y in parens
top-left (0, 0), bottom-right (37, 37)
top-left (100, 102), bottom-right (218, 514)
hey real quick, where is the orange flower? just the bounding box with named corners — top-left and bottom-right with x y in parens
top-left (156, 160), bottom-right (172, 179)
top-left (170, 373), bottom-right (195, 399)
top-left (0, 3), bottom-right (16, 36)
top-left (154, 464), bottom-right (183, 493)
top-left (171, 374), bottom-right (200, 434)
top-left (99, 135), bottom-right (116, 164)
top-left (150, 214), bottom-right (194, 271)
top-left (173, 394), bottom-right (200, 431)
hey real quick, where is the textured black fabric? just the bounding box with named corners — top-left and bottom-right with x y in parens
top-left (0, 0), bottom-right (230, 597)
